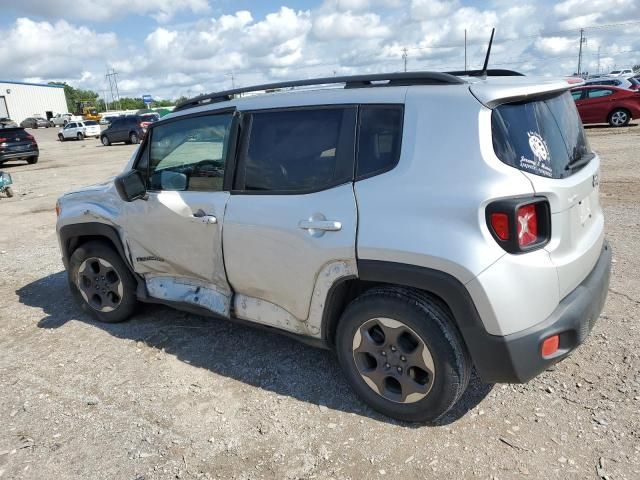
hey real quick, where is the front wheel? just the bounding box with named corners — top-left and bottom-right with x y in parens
top-left (5, 186), bottom-right (13, 198)
top-left (129, 132), bottom-right (139, 144)
top-left (68, 241), bottom-right (137, 323)
top-left (336, 287), bottom-right (471, 423)
top-left (58, 134), bottom-right (65, 142)
top-left (609, 108), bottom-right (630, 127)
top-left (101, 135), bottom-right (110, 146)
top-left (27, 156), bottom-right (38, 165)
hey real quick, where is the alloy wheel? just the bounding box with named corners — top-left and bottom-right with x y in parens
top-left (352, 317), bottom-right (435, 403)
top-left (76, 257), bottom-right (124, 313)
top-left (611, 111), bottom-right (628, 126)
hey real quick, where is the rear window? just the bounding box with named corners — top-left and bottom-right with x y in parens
top-left (84, 121), bottom-right (98, 126)
top-left (491, 91), bottom-right (592, 179)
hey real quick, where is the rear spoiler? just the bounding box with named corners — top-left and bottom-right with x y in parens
top-left (470, 78), bottom-right (573, 109)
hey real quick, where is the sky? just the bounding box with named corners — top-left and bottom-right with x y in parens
top-left (0, 0), bottom-right (639, 101)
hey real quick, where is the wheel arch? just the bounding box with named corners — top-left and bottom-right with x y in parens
top-left (321, 260), bottom-right (511, 382)
top-left (59, 222), bottom-right (131, 273)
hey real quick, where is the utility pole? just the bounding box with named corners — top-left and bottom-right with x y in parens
top-left (464, 29), bottom-right (467, 71)
top-left (402, 47), bottom-right (408, 72)
top-left (596, 46), bottom-right (601, 74)
top-left (105, 69), bottom-right (121, 111)
top-left (577, 28), bottom-right (587, 77)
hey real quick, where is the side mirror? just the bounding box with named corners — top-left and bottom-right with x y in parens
top-left (115, 170), bottom-right (147, 202)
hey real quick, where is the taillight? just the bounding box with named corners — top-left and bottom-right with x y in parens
top-left (25, 133), bottom-right (34, 140)
top-left (490, 213), bottom-right (509, 241)
top-left (516, 204), bottom-right (538, 247)
top-left (486, 197), bottom-right (550, 253)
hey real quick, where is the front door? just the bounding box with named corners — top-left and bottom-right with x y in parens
top-left (223, 106), bottom-right (358, 335)
top-left (581, 88), bottom-right (614, 123)
top-left (121, 110), bottom-right (236, 317)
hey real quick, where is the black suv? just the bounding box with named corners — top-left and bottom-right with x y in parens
top-left (100, 116), bottom-right (146, 146)
top-left (0, 126), bottom-right (39, 165)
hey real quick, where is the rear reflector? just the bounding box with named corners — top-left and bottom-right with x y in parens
top-left (541, 335), bottom-right (559, 357)
top-left (517, 204), bottom-right (538, 247)
top-left (490, 213), bottom-right (509, 240)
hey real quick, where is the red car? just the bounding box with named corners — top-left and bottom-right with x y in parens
top-left (571, 85), bottom-right (640, 127)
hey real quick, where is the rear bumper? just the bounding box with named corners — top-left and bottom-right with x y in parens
top-left (0, 149), bottom-right (38, 161)
top-left (473, 240), bottom-right (611, 383)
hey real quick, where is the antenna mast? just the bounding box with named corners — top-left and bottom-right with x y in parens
top-left (480, 28), bottom-right (495, 78)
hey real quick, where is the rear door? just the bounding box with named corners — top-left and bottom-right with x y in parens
top-left (223, 106), bottom-right (358, 335)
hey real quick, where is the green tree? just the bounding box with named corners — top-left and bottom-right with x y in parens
top-left (48, 82), bottom-right (99, 113)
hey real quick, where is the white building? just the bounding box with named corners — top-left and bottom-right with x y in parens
top-left (0, 80), bottom-right (68, 123)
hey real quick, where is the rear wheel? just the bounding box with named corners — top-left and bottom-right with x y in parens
top-left (129, 132), bottom-right (139, 144)
top-left (77, 132), bottom-right (84, 140)
top-left (5, 186), bottom-right (13, 198)
top-left (68, 241), bottom-right (137, 323)
top-left (101, 135), bottom-right (110, 146)
top-left (336, 287), bottom-right (471, 423)
top-left (608, 108), bottom-right (630, 127)
top-left (27, 156), bottom-right (38, 165)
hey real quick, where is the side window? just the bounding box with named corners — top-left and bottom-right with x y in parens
top-left (148, 113), bottom-right (233, 192)
top-left (67, 123), bottom-right (76, 129)
top-left (356, 105), bottom-right (403, 179)
top-left (238, 107), bottom-right (355, 192)
top-left (571, 90), bottom-right (583, 101)
top-left (587, 89), bottom-right (613, 98)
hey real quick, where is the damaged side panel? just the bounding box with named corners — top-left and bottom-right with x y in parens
top-left (146, 275), bottom-right (231, 317)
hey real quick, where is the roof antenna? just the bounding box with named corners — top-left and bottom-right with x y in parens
top-left (480, 28), bottom-right (495, 78)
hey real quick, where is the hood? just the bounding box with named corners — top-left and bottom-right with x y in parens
top-left (63, 178), bottom-right (114, 197)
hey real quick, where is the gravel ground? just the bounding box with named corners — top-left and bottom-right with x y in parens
top-left (0, 125), bottom-right (638, 479)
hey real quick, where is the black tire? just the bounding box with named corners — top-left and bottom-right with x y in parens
top-left (101, 135), bottom-right (111, 146)
top-left (129, 132), bottom-right (139, 144)
top-left (27, 156), bottom-right (38, 165)
top-left (58, 134), bottom-right (65, 142)
top-left (608, 108), bottom-right (630, 127)
top-left (77, 132), bottom-right (84, 141)
top-left (68, 241), bottom-right (137, 323)
top-left (335, 286), bottom-right (471, 423)
top-left (5, 186), bottom-right (13, 198)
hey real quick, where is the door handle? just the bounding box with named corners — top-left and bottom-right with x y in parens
top-left (191, 209), bottom-right (217, 224)
top-left (298, 220), bottom-right (342, 231)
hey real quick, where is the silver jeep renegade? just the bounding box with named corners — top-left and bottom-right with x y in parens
top-left (56, 71), bottom-right (611, 422)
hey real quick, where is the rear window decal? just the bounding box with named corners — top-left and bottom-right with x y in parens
top-left (519, 132), bottom-right (552, 177)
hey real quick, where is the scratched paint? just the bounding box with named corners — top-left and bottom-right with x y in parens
top-left (146, 276), bottom-right (230, 317)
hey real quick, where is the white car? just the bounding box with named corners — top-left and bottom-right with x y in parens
top-left (51, 113), bottom-right (83, 127)
top-left (608, 69), bottom-right (635, 78)
top-left (58, 121), bottom-right (101, 141)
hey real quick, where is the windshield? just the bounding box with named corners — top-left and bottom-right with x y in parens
top-left (491, 90), bottom-right (592, 179)
top-left (610, 70), bottom-right (621, 74)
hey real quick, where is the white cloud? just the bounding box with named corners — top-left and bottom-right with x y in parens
top-left (2, 1), bottom-right (640, 99)
top-left (7, 0), bottom-right (210, 23)
top-left (0, 18), bottom-right (117, 79)
top-left (313, 11), bottom-right (390, 39)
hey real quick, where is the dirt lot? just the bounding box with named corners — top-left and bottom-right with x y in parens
top-left (0, 124), bottom-right (639, 480)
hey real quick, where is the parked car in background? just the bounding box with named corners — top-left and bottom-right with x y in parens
top-left (139, 112), bottom-right (160, 129)
top-left (0, 126), bottom-right (39, 164)
top-left (0, 117), bottom-right (18, 128)
top-left (58, 121), bottom-right (101, 141)
top-left (100, 116), bottom-right (146, 146)
top-left (608, 69), bottom-right (635, 78)
top-left (585, 76), bottom-right (640, 90)
top-left (51, 113), bottom-right (78, 127)
top-left (571, 85), bottom-right (640, 126)
top-left (20, 117), bottom-right (51, 129)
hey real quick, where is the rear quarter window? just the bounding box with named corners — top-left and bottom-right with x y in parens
top-left (356, 105), bottom-right (403, 179)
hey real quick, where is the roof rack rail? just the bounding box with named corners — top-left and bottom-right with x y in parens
top-left (445, 68), bottom-right (524, 77)
top-left (174, 71), bottom-right (464, 112)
